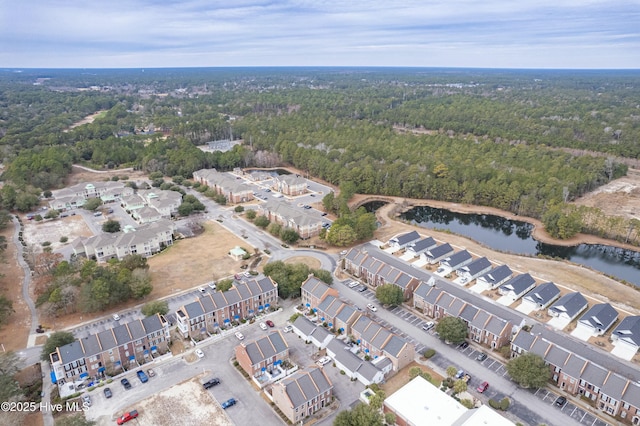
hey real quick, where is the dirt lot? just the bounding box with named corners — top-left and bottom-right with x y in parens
top-left (380, 360), bottom-right (444, 396)
top-left (573, 170), bottom-right (640, 222)
top-left (146, 221), bottom-right (254, 298)
top-left (92, 378), bottom-right (233, 426)
top-left (22, 215), bottom-right (92, 253)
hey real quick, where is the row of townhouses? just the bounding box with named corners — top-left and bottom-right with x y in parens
top-left (49, 314), bottom-right (170, 385)
top-left (343, 241), bottom-right (640, 424)
top-left (50, 182), bottom-right (134, 211)
top-left (72, 219), bottom-right (175, 263)
top-left (120, 189), bottom-right (182, 223)
top-left (192, 168), bottom-right (254, 203)
top-left (175, 276), bottom-right (279, 339)
top-left (299, 276), bottom-right (415, 374)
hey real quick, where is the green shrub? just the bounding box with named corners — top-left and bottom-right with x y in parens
top-left (423, 348), bottom-right (436, 359)
top-left (500, 397), bottom-right (510, 411)
top-left (41, 241), bottom-right (51, 247)
top-left (60, 236), bottom-right (68, 243)
top-left (340, 370), bottom-right (345, 375)
top-left (488, 399), bottom-right (500, 409)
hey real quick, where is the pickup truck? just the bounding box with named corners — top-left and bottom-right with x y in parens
top-left (117, 410), bottom-right (139, 425)
top-left (136, 370), bottom-right (148, 383)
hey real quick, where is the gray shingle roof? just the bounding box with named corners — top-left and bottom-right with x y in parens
top-left (302, 276), bottom-right (332, 299)
top-left (292, 316), bottom-right (316, 336)
top-left (112, 324), bottom-right (133, 345)
top-left (522, 282), bottom-right (560, 307)
top-left (545, 345), bottom-right (570, 368)
top-left (561, 353), bottom-right (588, 379)
top-left (407, 237), bottom-right (437, 254)
top-left (581, 363), bottom-right (608, 388)
top-left (244, 332), bottom-right (288, 364)
top-left (578, 303), bottom-right (619, 331)
top-left (382, 335), bottom-right (407, 358)
top-left (127, 320), bottom-right (146, 340)
top-left (612, 315), bottom-right (640, 346)
top-left (281, 367), bottom-right (332, 408)
top-left (426, 243), bottom-right (454, 260)
top-left (391, 231), bottom-right (420, 246)
top-left (477, 264), bottom-right (513, 286)
top-left (79, 334), bottom-right (102, 358)
top-left (335, 305), bottom-right (357, 324)
top-left (440, 250), bottom-right (472, 268)
top-left (96, 329), bottom-right (117, 351)
top-left (499, 273), bottom-right (536, 295)
top-left (459, 257), bottom-right (492, 275)
top-left (549, 292), bottom-right (588, 317)
top-left (59, 340), bottom-right (85, 364)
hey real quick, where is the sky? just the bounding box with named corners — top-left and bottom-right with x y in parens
top-left (1, 0), bottom-right (640, 69)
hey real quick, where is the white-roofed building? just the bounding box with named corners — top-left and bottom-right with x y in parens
top-left (383, 376), bottom-right (514, 426)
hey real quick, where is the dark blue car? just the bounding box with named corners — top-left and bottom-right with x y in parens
top-left (221, 398), bottom-right (236, 409)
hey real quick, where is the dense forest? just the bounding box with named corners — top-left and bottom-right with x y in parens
top-left (0, 67), bottom-right (638, 244)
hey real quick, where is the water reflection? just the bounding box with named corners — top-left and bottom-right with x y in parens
top-left (396, 205), bottom-right (640, 286)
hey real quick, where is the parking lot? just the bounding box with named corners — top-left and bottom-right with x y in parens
top-left (530, 388), bottom-right (611, 426)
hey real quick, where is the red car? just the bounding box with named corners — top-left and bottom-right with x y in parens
top-left (477, 381), bottom-right (489, 393)
top-left (266, 320), bottom-right (274, 327)
top-left (116, 410), bottom-right (139, 425)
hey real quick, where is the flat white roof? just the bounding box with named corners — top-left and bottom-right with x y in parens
top-left (384, 377), bottom-right (467, 426)
top-left (455, 405), bottom-right (515, 426)
top-left (384, 377), bottom-right (514, 426)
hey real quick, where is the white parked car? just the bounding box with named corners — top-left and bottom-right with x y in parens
top-left (198, 287), bottom-right (206, 293)
top-left (208, 282), bottom-right (216, 290)
top-left (112, 313), bottom-right (121, 321)
top-left (316, 356), bottom-right (331, 366)
top-left (283, 325), bottom-right (293, 333)
top-left (195, 349), bottom-right (205, 358)
top-left (366, 303), bottom-right (377, 312)
top-left (348, 281), bottom-right (359, 288)
top-left (235, 332), bottom-right (244, 340)
top-left (259, 322), bottom-right (268, 330)
top-left (422, 321), bottom-right (435, 331)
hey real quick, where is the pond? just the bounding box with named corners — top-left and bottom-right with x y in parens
top-left (397, 205), bottom-right (640, 287)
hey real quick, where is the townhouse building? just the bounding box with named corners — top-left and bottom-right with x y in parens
top-left (175, 276), bottom-right (278, 340)
top-left (300, 276), bottom-right (338, 311)
top-left (272, 367), bottom-right (333, 424)
top-left (235, 331), bottom-right (289, 378)
top-left (49, 314), bottom-right (169, 385)
top-left (342, 248), bottom-right (421, 298)
top-left (512, 327), bottom-right (640, 424)
top-left (350, 315), bottom-right (415, 371)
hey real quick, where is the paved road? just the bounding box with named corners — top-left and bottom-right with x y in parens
top-left (11, 216), bottom-right (39, 338)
